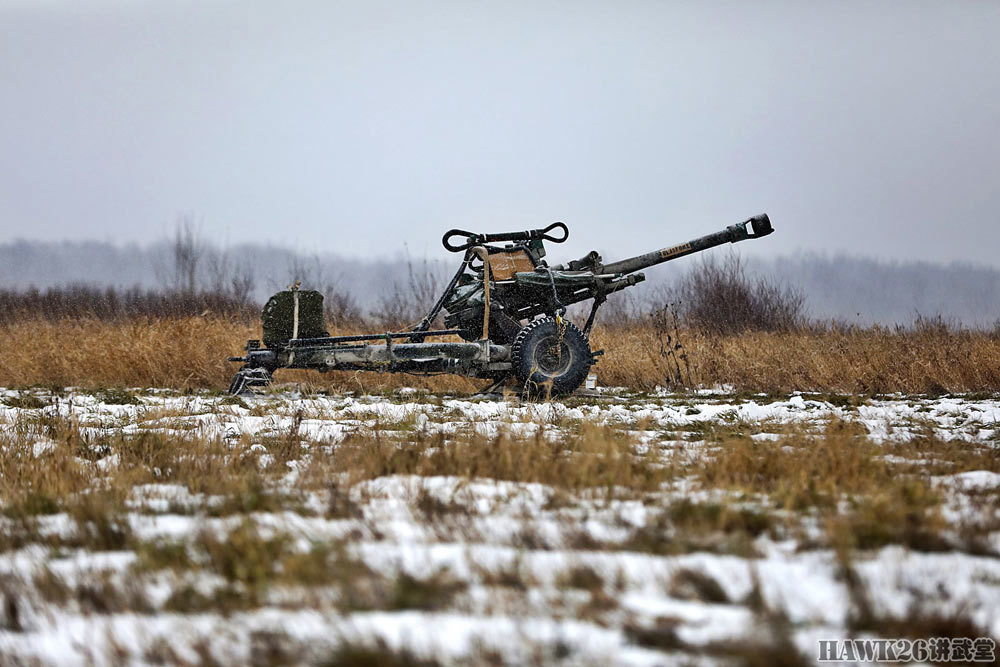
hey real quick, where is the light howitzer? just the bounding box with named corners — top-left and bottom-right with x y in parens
top-left (228, 214), bottom-right (774, 396)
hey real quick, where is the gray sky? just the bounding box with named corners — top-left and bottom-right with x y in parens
top-left (1, 1), bottom-right (998, 264)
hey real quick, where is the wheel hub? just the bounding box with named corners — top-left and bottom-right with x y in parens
top-left (534, 335), bottom-right (573, 375)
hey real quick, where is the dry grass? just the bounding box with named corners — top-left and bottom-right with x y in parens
top-left (696, 421), bottom-right (1000, 553)
top-left (0, 317), bottom-right (477, 393)
top-left (0, 317), bottom-right (248, 390)
top-left (698, 420), bottom-right (900, 510)
top-left (4, 398), bottom-right (993, 558)
top-left (592, 322), bottom-right (1000, 394)
top-left (323, 421), bottom-right (672, 495)
top-left (0, 409), bottom-right (667, 525)
top-left (2, 316), bottom-right (999, 394)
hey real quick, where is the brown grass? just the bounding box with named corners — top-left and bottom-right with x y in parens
top-left (0, 317), bottom-right (477, 392)
top-left (0, 317), bottom-right (248, 390)
top-left (591, 323), bottom-right (1000, 394)
top-left (0, 409), bottom-right (666, 524)
top-left (697, 422), bottom-right (1000, 552)
top-left (295, 421), bottom-right (675, 506)
top-left (1, 316), bottom-right (998, 394)
top-left (5, 402), bottom-right (994, 556)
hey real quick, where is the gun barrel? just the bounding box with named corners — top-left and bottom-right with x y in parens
top-left (600, 213), bottom-right (773, 276)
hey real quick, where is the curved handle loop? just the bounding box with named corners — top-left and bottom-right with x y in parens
top-left (442, 229), bottom-right (479, 253)
top-left (539, 221), bottom-right (569, 243)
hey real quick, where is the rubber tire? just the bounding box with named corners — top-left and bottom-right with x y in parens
top-left (510, 317), bottom-right (592, 397)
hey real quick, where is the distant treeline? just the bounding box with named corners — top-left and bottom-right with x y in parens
top-left (2, 228), bottom-right (999, 326)
top-left (0, 285), bottom-right (257, 324)
top-left (749, 253), bottom-right (1000, 327)
top-left (4, 257), bottom-right (998, 342)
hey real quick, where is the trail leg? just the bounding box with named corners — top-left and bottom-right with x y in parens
top-left (228, 368), bottom-right (272, 395)
top-left (476, 376), bottom-right (509, 397)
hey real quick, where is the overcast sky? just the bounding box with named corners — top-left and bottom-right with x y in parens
top-left (1, 1), bottom-right (998, 265)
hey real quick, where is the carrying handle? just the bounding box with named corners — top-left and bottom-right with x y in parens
top-left (442, 229), bottom-right (479, 252)
top-left (442, 221), bottom-right (569, 252)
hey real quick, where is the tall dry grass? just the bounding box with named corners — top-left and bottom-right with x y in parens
top-left (591, 322), bottom-right (1000, 394)
top-left (1, 316), bottom-right (998, 393)
top-left (0, 317), bottom-right (477, 392)
top-left (0, 317), bottom-right (249, 389)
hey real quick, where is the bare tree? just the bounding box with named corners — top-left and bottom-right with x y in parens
top-left (285, 253), bottom-right (325, 290)
top-left (205, 246), bottom-right (255, 305)
top-left (229, 261), bottom-right (255, 305)
top-left (206, 247), bottom-right (231, 295)
top-left (404, 246), bottom-right (442, 315)
top-left (171, 215), bottom-right (204, 295)
top-left (325, 285), bottom-right (363, 329)
top-left (674, 252), bottom-right (806, 335)
top-left (372, 246), bottom-right (445, 328)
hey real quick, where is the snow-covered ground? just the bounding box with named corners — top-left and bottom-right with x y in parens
top-left (0, 387), bottom-right (998, 665)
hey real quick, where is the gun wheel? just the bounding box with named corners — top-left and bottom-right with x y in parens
top-left (511, 317), bottom-right (592, 397)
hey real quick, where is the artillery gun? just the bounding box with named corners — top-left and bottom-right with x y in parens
top-left (228, 214), bottom-right (774, 395)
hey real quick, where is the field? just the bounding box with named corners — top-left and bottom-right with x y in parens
top-left (1, 317), bottom-right (999, 394)
top-left (1, 310), bottom-right (999, 665)
top-left (1, 381), bottom-right (999, 665)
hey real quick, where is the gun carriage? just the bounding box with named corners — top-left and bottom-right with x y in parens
top-left (228, 214), bottom-right (774, 396)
